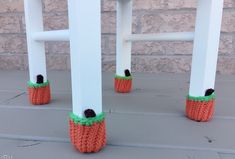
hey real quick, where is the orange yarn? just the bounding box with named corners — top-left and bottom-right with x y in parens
top-left (186, 99), bottom-right (215, 122)
top-left (114, 78), bottom-right (132, 93)
top-left (69, 119), bottom-right (106, 153)
top-left (28, 85), bottom-right (51, 105)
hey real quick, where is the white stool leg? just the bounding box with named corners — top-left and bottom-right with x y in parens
top-left (186, 0), bottom-right (224, 122)
top-left (68, 0), bottom-right (102, 117)
top-left (24, 0), bottom-right (47, 83)
top-left (189, 0), bottom-right (224, 96)
top-left (116, 0), bottom-right (132, 76)
top-left (67, 0), bottom-right (106, 153)
top-left (24, 0), bottom-right (51, 105)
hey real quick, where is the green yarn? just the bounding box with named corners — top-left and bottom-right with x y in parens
top-left (187, 93), bottom-right (215, 102)
top-left (69, 112), bottom-right (105, 126)
top-left (115, 74), bottom-right (132, 80)
top-left (27, 80), bottom-right (49, 88)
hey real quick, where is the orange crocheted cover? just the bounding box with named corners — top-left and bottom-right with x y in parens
top-left (186, 98), bottom-right (215, 122)
top-left (69, 119), bottom-right (106, 153)
top-left (114, 78), bottom-right (132, 93)
top-left (28, 84), bottom-right (51, 105)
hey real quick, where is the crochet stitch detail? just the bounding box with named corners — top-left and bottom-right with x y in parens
top-left (186, 93), bottom-right (215, 122)
top-left (187, 93), bottom-right (215, 102)
top-left (114, 74), bottom-right (132, 80)
top-left (69, 113), bottom-right (107, 153)
top-left (69, 112), bottom-right (105, 126)
top-left (28, 80), bottom-right (49, 88)
top-left (114, 77), bottom-right (132, 93)
top-left (28, 82), bottom-right (51, 105)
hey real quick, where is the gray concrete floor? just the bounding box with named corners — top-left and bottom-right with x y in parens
top-left (0, 71), bottom-right (235, 159)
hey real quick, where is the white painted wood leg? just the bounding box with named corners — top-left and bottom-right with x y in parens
top-left (116, 0), bottom-right (133, 76)
top-left (68, 0), bottom-right (102, 117)
top-left (189, 0), bottom-right (224, 97)
top-left (24, 0), bottom-right (47, 83)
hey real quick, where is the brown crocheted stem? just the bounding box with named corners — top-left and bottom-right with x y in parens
top-left (28, 83), bottom-right (51, 105)
top-left (185, 96), bottom-right (215, 122)
top-left (114, 77), bottom-right (132, 93)
top-left (69, 119), bottom-right (106, 153)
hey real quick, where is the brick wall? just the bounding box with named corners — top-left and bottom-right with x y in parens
top-left (0, 0), bottom-right (235, 74)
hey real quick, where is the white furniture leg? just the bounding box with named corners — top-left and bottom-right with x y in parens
top-left (189, 0), bottom-right (224, 96)
top-left (68, 0), bottom-right (102, 117)
top-left (116, 0), bottom-right (133, 76)
top-left (24, 0), bottom-right (47, 83)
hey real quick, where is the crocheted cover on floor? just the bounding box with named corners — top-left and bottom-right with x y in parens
top-left (27, 81), bottom-right (51, 105)
top-left (69, 112), bottom-right (106, 153)
top-left (186, 93), bottom-right (215, 122)
top-left (114, 75), bottom-right (132, 93)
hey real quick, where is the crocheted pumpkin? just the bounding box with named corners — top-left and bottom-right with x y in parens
top-left (69, 112), bottom-right (106, 153)
top-left (186, 93), bottom-right (215, 122)
top-left (28, 80), bottom-right (51, 105)
top-left (114, 75), bottom-right (132, 93)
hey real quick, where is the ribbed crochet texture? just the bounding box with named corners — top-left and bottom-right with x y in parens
top-left (114, 75), bottom-right (132, 93)
top-left (69, 112), bottom-right (106, 153)
top-left (28, 81), bottom-right (51, 105)
top-left (186, 93), bottom-right (215, 122)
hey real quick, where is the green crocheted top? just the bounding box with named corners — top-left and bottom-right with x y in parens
top-left (115, 74), bottom-right (132, 80)
top-left (69, 112), bottom-right (105, 126)
top-left (187, 93), bottom-right (215, 102)
top-left (28, 80), bottom-right (49, 88)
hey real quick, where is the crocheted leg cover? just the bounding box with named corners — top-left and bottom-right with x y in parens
top-left (114, 75), bottom-right (132, 93)
top-left (28, 81), bottom-right (51, 105)
top-left (69, 112), bottom-right (106, 153)
top-left (186, 93), bottom-right (215, 122)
